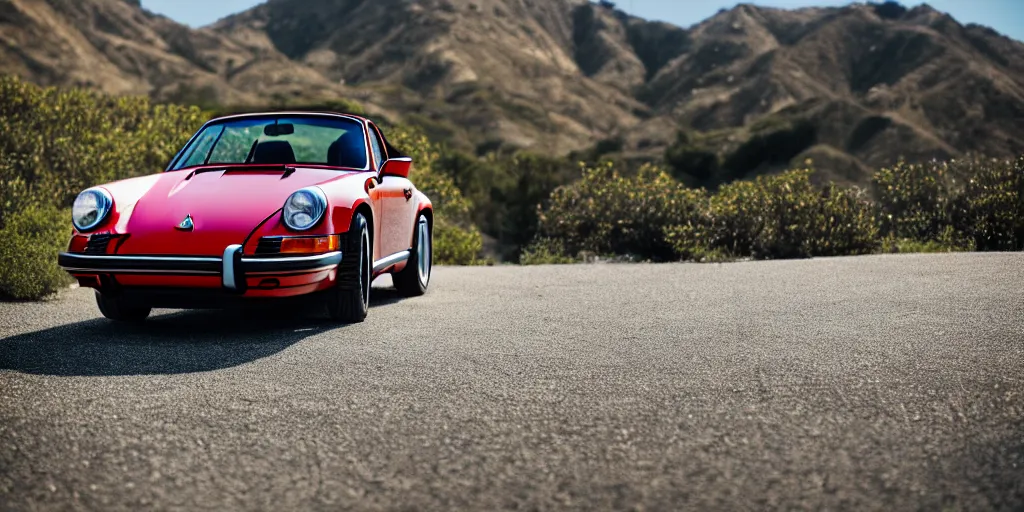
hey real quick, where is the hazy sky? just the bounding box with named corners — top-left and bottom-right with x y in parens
top-left (141, 0), bottom-right (1024, 42)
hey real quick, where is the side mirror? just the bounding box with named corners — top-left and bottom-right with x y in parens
top-left (379, 157), bottom-right (412, 179)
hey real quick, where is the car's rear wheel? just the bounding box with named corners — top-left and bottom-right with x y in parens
top-left (326, 212), bottom-right (371, 323)
top-left (95, 290), bottom-right (151, 322)
top-left (393, 214), bottom-right (431, 297)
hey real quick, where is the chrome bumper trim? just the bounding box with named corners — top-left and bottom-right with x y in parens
top-left (222, 244), bottom-right (244, 290)
top-left (58, 251), bottom-right (344, 280)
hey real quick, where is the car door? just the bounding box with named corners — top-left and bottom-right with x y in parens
top-left (368, 179), bottom-right (385, 265)
top-left (361, 126), bottom-right (386, 264)
top-left (369, 123), bottom-right (417, 259)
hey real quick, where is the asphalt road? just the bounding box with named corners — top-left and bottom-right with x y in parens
top-left (1, 253), bottom-right (1022, 511)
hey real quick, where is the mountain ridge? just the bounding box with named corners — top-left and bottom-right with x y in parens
top-left (2, 0), bottom-right (1022, 186)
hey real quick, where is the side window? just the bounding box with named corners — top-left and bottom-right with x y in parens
top-left (367, 123), bottom-right (384, 169)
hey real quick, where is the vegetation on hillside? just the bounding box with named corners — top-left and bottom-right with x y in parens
top-left (0, 76), bottom-right (1020, 300)
top-left (519, 157), bottom-right (1022, 264)
top-left (0, 76), bottom-right (205, 299)
top-left (663, 118), bottom-right (821, 189)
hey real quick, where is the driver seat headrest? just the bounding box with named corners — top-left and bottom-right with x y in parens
top-left (252, 140), bottom-right (296, 164)
top-left (327, 131), bottom-right (368, 169)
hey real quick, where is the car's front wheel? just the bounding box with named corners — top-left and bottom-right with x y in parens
top-left (325, 212), bottom-right (371, 323)
top-left (95, 290), bottom-right (151, 322)
top-left (393, 214), bottom-right (431, 297)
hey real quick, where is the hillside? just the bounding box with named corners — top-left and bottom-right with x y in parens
top-left (0, 0), bottom-right (349, 104)
top-left (630, 2), bottom-right (1024, 185)
top-left (2, 0), bottom-right (1023, 185)
top-left (210, 0), bottom-right (648, 154)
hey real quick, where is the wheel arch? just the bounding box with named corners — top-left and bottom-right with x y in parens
top-left (412, 205), bottom-right (433, 248)
top-left (353, 201), bottom-right (374, 245)
top-left (418, 206), bottom-right (433, 231)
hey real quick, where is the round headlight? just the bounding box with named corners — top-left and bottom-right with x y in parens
top-left (282, 187), bottom-right (327, 231)
top-left (72, 188), bottom-right (113, 231)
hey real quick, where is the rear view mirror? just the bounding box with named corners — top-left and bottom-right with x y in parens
top-left (264, 123), bottom-right (295, 137)
top-left (380, 157), bottom-right (413, 179)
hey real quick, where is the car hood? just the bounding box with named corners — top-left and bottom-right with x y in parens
top-left (117, 167), bottom-right (357, 257)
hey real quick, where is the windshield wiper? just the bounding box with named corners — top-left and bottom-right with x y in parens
top-left (242, 138), bottom-right (260, 164)
top-left (201, 126), bottom-right (227, 166)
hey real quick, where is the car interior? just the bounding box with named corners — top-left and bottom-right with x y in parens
top-left (327, 130), bottom-right (368, 169)
top-left (251, 140), bottom-right (296, 164)
top-left (247, 129), bottom-right (368, 169)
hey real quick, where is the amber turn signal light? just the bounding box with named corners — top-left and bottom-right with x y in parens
top-left (279, 235), bottom-right (340, 254)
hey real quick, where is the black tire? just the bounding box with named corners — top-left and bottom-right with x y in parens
top-left (393, 214), bottom-right (431, 297)
top-left (326, 212), bottom-right (371, 323)
top-left (95, 290), bottom-right (151, 322)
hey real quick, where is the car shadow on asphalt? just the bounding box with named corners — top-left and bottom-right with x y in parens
top-left (0, 287), bottom-right (407, 377)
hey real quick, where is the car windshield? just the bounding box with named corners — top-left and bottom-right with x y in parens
top-left (168, 115), bottom-right (369, 171)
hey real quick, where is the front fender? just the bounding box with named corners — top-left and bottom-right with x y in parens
top-left (241, 173), bottom-right (377, 255)
top-left (69, 173), bottom-right (164, 237)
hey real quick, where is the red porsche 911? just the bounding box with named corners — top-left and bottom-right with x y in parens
top-left (57, 112), bottom-right (433, 323)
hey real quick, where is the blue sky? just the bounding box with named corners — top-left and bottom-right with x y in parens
top-left (141, 0), bottom-right (1024, 42)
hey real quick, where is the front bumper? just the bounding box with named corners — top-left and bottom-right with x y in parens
top-left (58, 247), bottom-right (343, 293)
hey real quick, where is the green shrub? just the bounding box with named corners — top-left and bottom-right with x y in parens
top-left (954, 156), bottom-right (1023, 251)
top-left (663, 220), bottom-right (738, 262)
top-left (0, 204), bottom-right (73, 300)
top-left (872, 160), bottom-right (956, 243)
top-left (534, 162), bottom-right (706, 261)
top-left (804, 183), bottom-right (882, 257)
top-left (433, 220), bottom-right (484, 266)
top-left (682, 168), bottom-right (880, 260)
top-left (872, 156), bottom-right (1023, 251)
top-left (534, 164), bottom-right (886, 263)
top-left (878, 227), bottom-right (976, 254)
top-left (519, 238), bottom-right (578, 265)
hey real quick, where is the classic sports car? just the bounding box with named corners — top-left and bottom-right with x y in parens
top-left (57, 111), bottom-right (433, 323)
